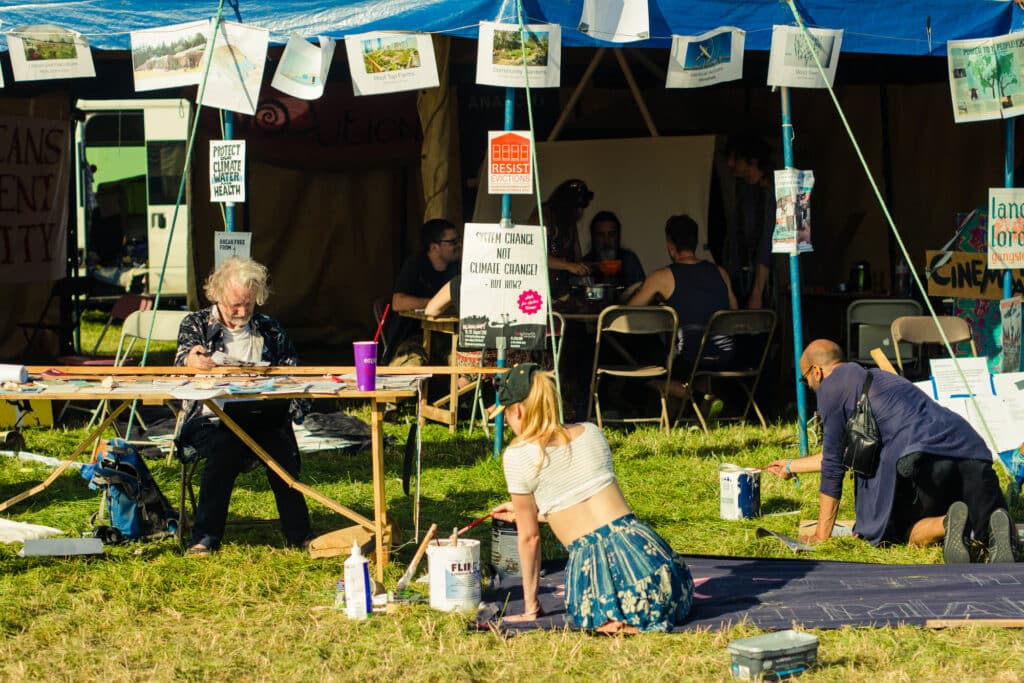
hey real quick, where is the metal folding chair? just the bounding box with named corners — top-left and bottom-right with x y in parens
top-left (845, 298), bottom-right (921, 365)
top-left (890, 315), bottom-right (977, 377)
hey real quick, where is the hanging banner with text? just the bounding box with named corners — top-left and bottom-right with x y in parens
top-left (209, 140), bottom-right (245, 203)
top-left (988, 188), bottom-right (1024, 269)
top-left (488, 130), bottom-right (533, 195)
top-left (926, 250), bottom-right (1024, 300)
top-left (0, 115), bottom-right (70, 283)
top-left (459, 223), bottom-right (548, 350)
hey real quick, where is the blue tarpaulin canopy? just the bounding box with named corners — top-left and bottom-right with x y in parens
top-left (0, 0), bottom-right (1021, 55)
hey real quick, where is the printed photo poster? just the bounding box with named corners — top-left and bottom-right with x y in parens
top-left (7, 25), bottom-right (95, 82)
top-left (345, 32), bottom-right (439, 96)
top-left (476, 22), bottom-right (560, 88)
top-left (209, 140), bottom-right (245, 203)
top-left (1000, 297), bottom-right (1022, 373)
top-left (666, 27), bottom-right (745, 89)
top-left (0, 116), bottom-right (70, 283)
top-left (578, 0), bottom-right (649, 43)
top-left (198, 21), bottom-right (269, 116)
top-left (215, 231), bottom-right (252, 268)
top-left (947, 33), bottom-right (1024, 123)
top-left (772, 169), bottom-right (815, 255)
top-left (130, 20), bottom-right (210, 92)
top-left (488, 130), bottom-right (533, 195)
top-left (988, 188), bottom-right (1024, 269)
top-left (459, 223), bottom-right (549, 350)
top-left (767, 25), bottom-right (843, 89)
top-left (271, 34), bottom-right (336, 100)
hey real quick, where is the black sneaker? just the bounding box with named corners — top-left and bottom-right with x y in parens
top-left (987, 508), bottom-right (1017, 563)
top-left (943, 501), bottom-right (971, 564)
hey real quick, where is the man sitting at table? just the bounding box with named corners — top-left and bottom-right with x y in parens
top-left (387, 218), bottom-right (462, 365)
top-left (174, 257), bottom-right (311, 556)
top-left (582, 210), bottom-right (646, 295)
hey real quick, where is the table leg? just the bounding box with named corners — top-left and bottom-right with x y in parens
top-left (419, 328), bottom-right (432, 428)
top-left (370, 398), bottom-right (388, 583)
top-left (447, 332), bottom-right (458, 434)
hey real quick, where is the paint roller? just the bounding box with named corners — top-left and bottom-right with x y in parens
top-left (394, 523), bottom-right (437, 593)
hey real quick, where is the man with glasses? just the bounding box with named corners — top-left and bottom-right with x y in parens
top-left (766, 339), bottom-right (1015, 564)
top-left (387, 218), bottom-right (462, 364)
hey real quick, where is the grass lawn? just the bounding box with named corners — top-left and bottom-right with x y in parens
top-left (2, 410), bottom-right (1023, 681)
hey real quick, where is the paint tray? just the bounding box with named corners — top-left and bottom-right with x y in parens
top-left (727, 629), bottom-right (818, 680)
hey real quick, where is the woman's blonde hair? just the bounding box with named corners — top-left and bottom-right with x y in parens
top-left (509, 370), bottom-right (570, 472)
top-left (203, 257), bottom-right (271, 306)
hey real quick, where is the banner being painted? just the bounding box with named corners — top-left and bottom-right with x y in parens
top-left (0, 116), bottom-right (70, 283)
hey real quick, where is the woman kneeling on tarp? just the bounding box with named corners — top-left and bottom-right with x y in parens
top-left (491, 363), bottom-right (694, 634)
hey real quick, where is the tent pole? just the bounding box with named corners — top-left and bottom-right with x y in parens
top-left (613, 49), bottom-right (658, 137)
top-left (781, 87), bottom-right (809, 458)
top-left (1005, 120), bottom-right (1014, 301)
top-left (548, 48), bottom-right (606, 142)
top-left (494, 86), bottom-right (515, 459)
top-left (224, 110), bottom-right (235, 232)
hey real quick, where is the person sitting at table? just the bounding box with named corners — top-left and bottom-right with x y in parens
top-left (387, 218), bottom-right (462, 365)
top-left (490, 363), bottom-right (694, 633)
top-left (582, 210), bottom-right (646, 295)
top-left (174, 257), bottom-right (311, 556)
top-left (528, 179), bottom-right (593, 302)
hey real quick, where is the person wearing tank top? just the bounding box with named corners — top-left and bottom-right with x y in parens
top-left (490, 363), bottom-right (694, 634)
top-left (628, 214), bottom-right (737, 367)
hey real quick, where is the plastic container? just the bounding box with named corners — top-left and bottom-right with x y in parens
top-left (333, 579), bottom-right (346, 610)
top-left (425, 538), bottom-right (481, 612)
top-left (727, 630), bottom-right (818, 680)
top-left (491, 518), bottom-right (521, 578)
top-left (719, 464), bottom-right (761, 520)
top-left (344, 540), bottom-right (372, 620)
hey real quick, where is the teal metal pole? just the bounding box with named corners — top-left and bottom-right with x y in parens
top-left (224, 110), bottom-right (235, 232)
top-left (1005, 120), bottom-right (1014, 301)
top-left (494, 87), bottom-right (515, 459)
top-left (782, 87), bottom-right (809, 458)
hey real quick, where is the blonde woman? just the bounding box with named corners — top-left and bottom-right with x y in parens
top-left (491, 363), bottom-right (693, 633)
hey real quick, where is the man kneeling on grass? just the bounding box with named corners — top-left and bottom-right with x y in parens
top-left (764, 339), bottom-right (1015, 564)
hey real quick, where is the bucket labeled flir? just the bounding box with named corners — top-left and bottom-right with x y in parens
top-left (425, 538), bottom-right (481, 612)
top-left (719, 464), bottom-right (761, 520)
top-left (491, 518), bottom-right (521, 578)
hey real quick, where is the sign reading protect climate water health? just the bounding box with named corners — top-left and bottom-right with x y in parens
top-left (209, 140), bottom-right (245, 203)
top-left (988, 188), bottom-right (1024, 269)
top-left (487, 131), bottom-right (533, 195)
top-left (459, 223), bottom-right (549, 350)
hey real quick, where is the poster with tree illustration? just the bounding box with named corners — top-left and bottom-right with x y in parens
top-left (948, 32), bottom-right (1024, 123)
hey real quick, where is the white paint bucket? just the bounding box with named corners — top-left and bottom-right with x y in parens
top-left (719, 463), bottom-right (761, 520)
top-left (491, 518), bottom-right (520, 578)
top-left (425, 538), bottom-right (481, 612)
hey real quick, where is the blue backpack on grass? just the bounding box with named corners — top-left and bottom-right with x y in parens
top-left (80, 439), bottom-right (178, 543)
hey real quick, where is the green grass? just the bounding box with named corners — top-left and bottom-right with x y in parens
top-left (2, 414), bottom-right (1023, 681)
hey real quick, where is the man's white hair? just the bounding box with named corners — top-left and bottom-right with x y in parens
top-left (203, 257), bottom-right (271, 306)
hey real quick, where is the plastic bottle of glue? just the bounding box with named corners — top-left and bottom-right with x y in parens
top-left (344, 540), bottom-right (372, 620)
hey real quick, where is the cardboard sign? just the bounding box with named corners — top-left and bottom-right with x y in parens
top-left (458, 223), bottom-right (549, 350)
top-left (487, 131), bottom-right (533, 195)
top-left (988, 188), bottom-right (1024, 269)
top-left (214, 231), bottom-right (252, 268)
top-left (209, 140), bottom-right (245, 203)
top-left (926, 250), bottom-right (1024, 300)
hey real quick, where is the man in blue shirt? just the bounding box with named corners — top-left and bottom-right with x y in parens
top-left (766, 339), bottom-right (1015, 564)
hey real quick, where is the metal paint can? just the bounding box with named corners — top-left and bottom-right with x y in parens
top-left (719, 463), bottom-right (761, 520)
top-left (490, 518), bottom-right (521, 578)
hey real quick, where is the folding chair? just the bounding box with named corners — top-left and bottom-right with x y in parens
top-left (890, 315), bottom-right (977, 377)
top-left (586, 306), bottom-right (677, 434)
top-left (674, 310), bottom-right (776, 434)
top-left (56, 294), bottom-right (154, 367)
top-left (845, 298), bottom-right (921, 365)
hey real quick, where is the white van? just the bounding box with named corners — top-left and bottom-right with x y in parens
top-left (74, 98), bottom-right (191, 299)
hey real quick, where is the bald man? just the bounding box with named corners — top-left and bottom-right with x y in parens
top-left (765, 339), bottom-right (1014, 564)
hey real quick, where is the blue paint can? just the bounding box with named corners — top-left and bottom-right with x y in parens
top-left (719, 464), bottom-right (761, 520)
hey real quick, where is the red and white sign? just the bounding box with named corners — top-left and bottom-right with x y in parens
top-left (487, 130), bottom-right (533, 195)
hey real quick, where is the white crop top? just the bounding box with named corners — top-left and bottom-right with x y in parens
top-left (502, 422), bottom-right (617, 515)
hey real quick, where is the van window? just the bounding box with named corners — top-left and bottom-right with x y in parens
top-left (146, 140), bottom-right (186, 206)
top-left (84, 111), bottom-right (145, 147)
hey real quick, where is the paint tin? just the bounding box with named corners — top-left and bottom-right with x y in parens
top-left (491, 518), bottom-right (521, 578)
top-left (425, 538), bottom-right (481, 612)
top-left (719, 463), bottom-right (761, 520)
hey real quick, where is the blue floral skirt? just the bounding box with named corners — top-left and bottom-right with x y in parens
top-left (564, 514), bottom-right (694, 632)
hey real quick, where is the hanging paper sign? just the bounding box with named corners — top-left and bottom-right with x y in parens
top-left (578, 0), bottom-right (649, 43)
top-left (488, 131), bottom-right (533, 195)
top-left (7, 25), bottom-right (95, 82)
top-left (772, 169), bottom-right (814, 254)
top-left (199, 21), bottom-right (269, 116)
top-left (130, 20), bottom-right (210, 92)
top-left (344, 32), bottom-right (439, 96)
top-left (767, 25), bottom-right (843, 89)
top-left (476, 22), bottom-right (560, 88)
top-left (214, 231), bottom-right (252, 268)
top-left (1001, 297), bottom-right (1022, 373)
top-left (988, 188), bottom-right (1024, 269)
top-left (948, 32), bottom-right (1024, 123)
top-left (459, 223), bottom-right (549, 350)
top-left (272, 34), bottom-right (336, 100)
top-left (0, 116), bottom-right (70, 283)
top-left (209, 140), bottom-right (245, 203)
top-left (666, 27), bottom-right (745, 89)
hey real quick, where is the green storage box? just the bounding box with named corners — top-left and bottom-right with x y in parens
top-left (727, 630), bottom-right (818, 680)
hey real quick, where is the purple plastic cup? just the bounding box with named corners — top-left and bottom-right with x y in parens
top-left (353, 341), bottom-right (378, 391)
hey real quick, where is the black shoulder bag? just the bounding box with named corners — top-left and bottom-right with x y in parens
top-left (841, 370), bottom-right (882, 478)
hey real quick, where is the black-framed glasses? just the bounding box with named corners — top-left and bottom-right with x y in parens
top-left (799, 365), bottom-right (817, 386)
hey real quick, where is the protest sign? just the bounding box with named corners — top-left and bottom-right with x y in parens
top-left (988, 188), bottom-right (1024, 269)
top-left (488, 131), bottom-right (533, 195)
top-left (476, 22), bottom-right (560, 88)
top-left (7, 25), bottom-right (95, 82)
top-left (214, 231), bottom-right (252, 268)
top-left (209, 140), bottom-right (245, 203)
top-left (459, 223), bottom-right (548, 350)
top-left (947, 32), bottom-right (1024, 123)
top-left (131, 20), bottom-right (209, 92)
top-left (345, 32), bottom-right (439, 96)
top-left (926, 250), bottom-right (1024, 300)
top-left (767, 25), bottom-right (842, 89)
top-left (666, 27), bottom-right (745, 89)
top-left (772, 169), bottom-right (814, 254)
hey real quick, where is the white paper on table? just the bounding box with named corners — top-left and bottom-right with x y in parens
top-left (171, 385), bottom-right (230, 400)
top-left (578, 0), bottom-right (649, 43)
top-left (767, 25), bottom-right (843, 89)
top-left (344, 31), bottom-right (439, 96)
top-left (964, 395), bottom-right (1024, 455)
top-left (666, 27), bottom-right (745, 89)
top-left (306, 381), bottom-right (346, 393)
top-left (198, 21), bottom-right (269, 115)
top-left (272, 34), bottom-right (335, 99)
top-left (929, 357), bottom-right (994, 399)
top-left (263, 383), bottom-right (313, 394)
top-left (211, 351), bottom-right (269, 367)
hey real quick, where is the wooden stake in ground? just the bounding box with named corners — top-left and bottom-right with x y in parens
top-left (395, 523), bottom-right (437, 593)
